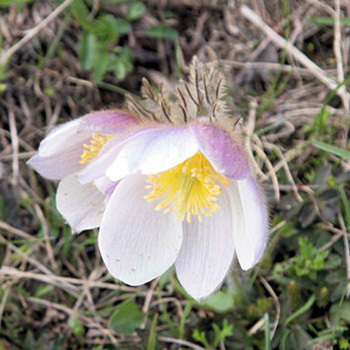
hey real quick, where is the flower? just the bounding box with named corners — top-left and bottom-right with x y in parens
top-left (28, 58), bottom-right (268, 300)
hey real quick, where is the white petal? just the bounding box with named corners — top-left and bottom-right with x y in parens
top-left (99, 174), bottom-right (183, 285)
top-left (56, 174), bottom-right (106, 232)
top-left (77, 137), bottom-right (123, 184)
top-left (175, 192), bottom-right (235, 300)
top-left (38, 118), bottom-right (87, 157)
top-left (28, 145), bottom-right (85, 181)
top-left (94, 176), bottom-right (118, 196)
top-left (229, 178), bottom-right (268, 270)
top-left (28, 118), bottom-right (92, 180)
top-left (105, 126), bottom-right (199, 181)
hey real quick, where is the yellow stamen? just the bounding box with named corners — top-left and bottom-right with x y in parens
top-left (80, 133), bottom-right (113, 164)
top-left (144, 152), bottom-right (231, 223)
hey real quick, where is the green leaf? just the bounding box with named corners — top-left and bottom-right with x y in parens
top-left (200, 291), bottom-right (235, 313)
top-left (68, 316), bottom-right (85, 337)
top-left (340, 337), bottom-right (350, 349)
top-left (44, 87), bottom-right (55, 97)
top-left (147, 313), bottom-right (158, 350)
top-left (285, 294), bottom-right (316, 325)
top-left (34, 284), bottom-right (54, 298)
top-left (0, 84), bottom-right (7, 93)
top-left (213, 319), bottom-right (234, 347)
top-left (145, 25), bottom-right (178, 41)
top-left (192, 329), bottom-right (210, 348)
top-left (92, 15), bottom-right (130, 42)
top-left (127, 2), bottom-right (146, 21)
top-left (340, 186), bottom-right (350, 229)
top-left (70, 0), bottom-right (95, 31)
top-left (108, 300), bottom-right (144, 334)
top-left (0, 0), bottom-right (33, 7)
top-left (299, 237), bottom-right (313, 259)
top-left (310, 17), bottom-right (350, 27)
top-left (312, 141), bottom-right (350, 159)
top-left (79, 32), bottom-right (98, 71)
top-left (264, 313), bottom-right (271, 350)
top-left (329, 301), bottom-right (350, 326)
top-left (178, 301), bottom-right (193, 339)
top-left (110, 47), bottom-right (133, 80)
top-left (112, 18), bottom-right (131, 35)
top-left (93, 50), bottom-right (110, 82)
top-left (113, 60), bottom-right (129, 80)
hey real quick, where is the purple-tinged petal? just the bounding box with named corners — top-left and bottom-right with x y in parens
top-left (28, 144), bottom-right (85, 180)
top-left (99, 174), bottom-right (183, 285)
top-left (104, 125), bottom-right (199, 182)
top-left (56, 174), bottom-right (106, 233)
top-left (189, 122), bottom-right (251, 180)
top-left (78, 110), bottom-right (140, 134)
top-left (28, 118), bottom-right (92, 180)
top-left (175, 191), bottom-right (235, 301)
top-left (77, 136), bottom-right (126, 184)
top-left (228, 178), bottom-right (268, 270)
top-left (94, 176), bottom-right (119, 197)
top-left (37, 118), bottom-right (89, 157)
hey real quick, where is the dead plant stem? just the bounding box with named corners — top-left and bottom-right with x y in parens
top-left (240, 5), bottom-right (350, 106)
top-left (0, 0), bottom-right (74, 65)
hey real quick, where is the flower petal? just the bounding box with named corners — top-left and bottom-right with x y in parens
top-left (105, 126), bottom-right (199, 182)
top-left (77, 135), bottom-right (128, 184)
top-left (28, 118), bottom-right (91, 180)
top-left (28, 147), bottom-right (84, 180)
top-left (99, 174), bottom-right (183, 285)
top-left (228, 178), bottom-right (268, 270)
top-left (175, 191), bottom-right (235, 300)
top-left (94, 176), bottom-right (118, 197)
top-left (56, 174), bottom-right (106, 232)
top-left (189, 122), bottom-right (251, 180)
top-left (36, 118), bottom-right (88, 157)
top-left (78, 109), bottom-right (140, 134)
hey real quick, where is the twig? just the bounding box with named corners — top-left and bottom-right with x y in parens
top-left (33, 203), bottom-right (58, 271)
top-left (27, 297), bottom-right (119, 346)
top-left (263, 141), bottom-right (303, 203)
top-left (244, 100), bottom-right (278, 198)
top-left (158, 336), bottom-right (206, 350)
top-left (0, 151), bottom-right (36, 161)
top-left (252, 143), bottom-right (280, 202)
top-left (0, 252), bottom-right (78, 295)
top-left (213, 60), bottom-right (336, 77)
top-left (0, 219), bottom-right (35, 240)
top-left (141, 277), bottom-right (159, 329)
top-left (337, 213), bottom-right (350, 298)
top-left (333, 0), bottom-right (349, 149)
top-left (0, 282), bottom-right (13, 332)
top-left (8, 110), bottom-right (19, 186)
top-left (258, 275), bottom-right (280, 340)
top-left (247, 316), bottom-right (265, 336)
top-left (334, 0), bottom-right (345, 93)
top-left (0, 266), bottom-right (147, 293)
top-left (239, 5), bottom-right (350, 104)
top-left (270, 142), bottom-right (306, 175)
top-left (0, 0), bottom-right (74, 65)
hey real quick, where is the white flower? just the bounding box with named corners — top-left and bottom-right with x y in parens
top-left (28, 58), bottom-right (268, 300)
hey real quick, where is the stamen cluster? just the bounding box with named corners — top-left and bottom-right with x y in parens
top-left (145, 152), bottom-right (230, 223)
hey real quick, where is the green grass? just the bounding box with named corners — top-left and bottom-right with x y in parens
top-left (1, 0), bottom-right (350, 349)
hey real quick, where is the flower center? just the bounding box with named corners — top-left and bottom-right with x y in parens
top-left (80, 133), bottom-right (113, 164)
top-left (144, 152), bottom-right (230, 223)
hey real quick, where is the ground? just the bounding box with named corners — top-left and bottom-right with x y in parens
top-left (0, 0), bottom-right (350, 349)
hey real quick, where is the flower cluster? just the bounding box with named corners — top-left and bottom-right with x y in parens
top-left (28, 58), bottom-right (268, 300)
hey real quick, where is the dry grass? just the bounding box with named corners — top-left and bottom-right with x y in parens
top-left (0, 0), bottom-right (350, 349)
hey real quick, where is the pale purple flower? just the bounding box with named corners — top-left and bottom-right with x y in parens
top-left (28, 59), bottom-right (268, 300)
